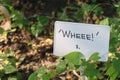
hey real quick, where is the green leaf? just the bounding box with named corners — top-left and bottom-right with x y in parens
top-left (84, 63), bottom-right (99, 77)
top-left (37, 16), bottom-right (49, 26)
top-left (93, 6), bottom-right (102, 15)
top-left (56, 61), bottom-right (66, 74)
top-left (0, 27), bottom-right (5, 34)
top-left (113, 59), bottom-right (120, 72)
top-left (4, 64), bottom-right (17, 74)
top-left (82, 4), bottom-right (92, 12)
top-left (117, 7), bottom-right (120, 16)
top-left (28, 66), bottom-right (46, 80)
top-left (42, 73), bottom-right (50, 80)
top-left (11, 11), bottom-right (29, 29)
top-left (106, 66), bottom-right (115, 76)
top-left (106, 66), bottom-right (118, 80)
top-left (91, 0), bottom-right (96, 3)
top-left (58, 12), bottom-right (70, 21)
top-left (28, 67), bottom-right (46, 80)
top-left (65, 52), bottom-right (83, 65)
top-left (31, 23), bottom-right (44, 37)
top-left (8, 76), bottom-right (17, 80)
top-left (110, 71), bottom-right (118, 80)
top-left (89, 52), bottom-right (100, 61)
top-left (36, 66), bottom-right (46, 74)
top-left (16, 72), bottom-right (22, 80)
top-left (0, 54), bottom-right (7, 60)
top-left (99, 18), bottom-right (109, 25)
top-left (28, 72), bottom-right (38, 80)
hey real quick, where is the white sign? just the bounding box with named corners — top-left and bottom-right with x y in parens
top-left (53, 21), bottom-right (110, 61)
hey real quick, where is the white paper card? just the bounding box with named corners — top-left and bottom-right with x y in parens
top-left (54, 21), bottom-right (110, 61)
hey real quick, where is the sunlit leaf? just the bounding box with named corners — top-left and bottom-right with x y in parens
top-left (89, 52), bottom-right (100, 61)
top-left (113, 59), bottom-right (120, 72)
top-left (42, 73), bottom-right (50, 80)
top-left (99, 18), bottom-right (109, 25)
top-left (84, 63), bottom-right (99, 77)
top-left (56, 61), bottom-right (66, 74)
top-left (28, 67), bottom-right (46, 80)
top-left (28, 72), bottom-right (38, 80)
top-left (106, 66), bottom-right (114, 76)
top-left (4, 64), bottom-right (17, 74)
top-left (8, 76), bottom-right (17, 80)
top-left (65, 52), bottom-right (83, 65)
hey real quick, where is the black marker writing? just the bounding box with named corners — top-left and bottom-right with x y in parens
top-left (75, 44), bottom-right (80, 49)
top-left (58, 29), bottom-right (95, 41)
top-left (96, 32), bottom-right (99, 36)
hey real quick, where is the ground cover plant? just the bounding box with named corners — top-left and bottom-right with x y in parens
top-left (0, 0), bottom-right (120, 80)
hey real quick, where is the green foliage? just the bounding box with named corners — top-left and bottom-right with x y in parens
top-left (64, 52), bottom-right (83, 66)
top-left (11, 11), bottom-right (29, 29)
top-left (28, 66), bottom-right (46, 80)
top-left (89, 52), bottom-right (100, 61)
top-left (31, 16), bottom-right (49, 37)
top-left (0, 0), bottom-right (120, 80)
top-left (28, 52), bottom-right (101, 80)
top-left (106, 53), bottom-right (120, 80)
top-left (114, 2), bottom-right (120, 17)
top-left (4, 64), bottom-right (17, 74)
top-left (83, 63), bottom-right (99, 80)
top-left (82, 4), bottom-right (102, 15)
top-left (1, 0), bottom-right (49, 37)
top-left (56, 61), bottom-right (67, 74)
top-left (28, 66), bottom-right (55, 80)
top-left (99, 18), bottom-right (109, 25)
top-left (0, 50), bottom-right (22, 80)
top-left (109, 18), bottom-right (120, 52)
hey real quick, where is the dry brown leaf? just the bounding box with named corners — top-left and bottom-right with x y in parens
top-left (0, 6), bottom-right (11, 30)
top-left (1, 19), bottom-right (11, 30)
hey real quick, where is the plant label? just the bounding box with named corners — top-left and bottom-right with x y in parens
top-left (54, 21), bottom-right (110, 61)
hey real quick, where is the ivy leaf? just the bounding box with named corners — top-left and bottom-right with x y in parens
top-left (113, 59), bottom-right (120, 72)
top-left (37, 16), bottom-right (49, 26)
top-left (99, 18), bottom-right (109, 25)
top-left (106, 66), bottom-right (115, 77)
top-left (84, 63), bottom-right (99, 77)
top-left (106, 66), bottom-right (118, 80)
top-left (42, 73), bottom-right (50, 80)
top-left (8, 76), bottom-right (17, 80)
top-left (31, 24), bottom-right (43, 37)
top-left (64, 52), bottom-right (83, 66)
top-left (89, 52), bottom-right (100, 61)
top-left (58, 12), bottom-right (70, 21)
top-left (28, 67), bottom-right (46, 80)
top-left (28, 72), bottom-right (38, 80)
top-left (110, 71), bottom-right (118, 80)
top-left (4, 64), bottom-right (17, 74)
top-left (56, 61), bottom-right (66, 74)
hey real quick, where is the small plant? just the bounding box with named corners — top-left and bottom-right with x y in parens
top-left (0, 50), bottom-right (22, 80)
top-left (28, 52), bottom-right (101, 80)
top-left (30, 16), bottom-right (49, 37)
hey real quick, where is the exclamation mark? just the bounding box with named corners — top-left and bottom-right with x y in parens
top-left (92, 33), bottom-right (94, 41)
